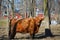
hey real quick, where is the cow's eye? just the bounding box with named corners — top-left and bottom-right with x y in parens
top-left (36, 22), bottom-right (39, 25)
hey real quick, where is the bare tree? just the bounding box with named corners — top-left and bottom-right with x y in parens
top-left (0, 0), bottom-right (2, 18)
top-left (57, 0), bottom-right (60, 24)
top-left (44, 0), bottom-right (53, 36)
top-left (0, 0), bottom-right (2, 10)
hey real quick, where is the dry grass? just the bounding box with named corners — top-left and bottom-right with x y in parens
top-left (0, 18), bottom-right (8, 27)
top-left (0, 21), bottom-right (7, 26)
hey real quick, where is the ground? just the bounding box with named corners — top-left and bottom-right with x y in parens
top-left (0, 18), bottom-right (60, 40)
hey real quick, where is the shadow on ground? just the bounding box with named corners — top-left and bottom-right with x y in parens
top-left (0, 33), bottom-right (60, 40)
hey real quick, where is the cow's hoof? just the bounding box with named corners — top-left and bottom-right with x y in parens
top-left (9, 34), bottom-right (15, 39)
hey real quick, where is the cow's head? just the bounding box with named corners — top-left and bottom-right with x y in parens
top-left (34, 15), bottom-right (44, 26)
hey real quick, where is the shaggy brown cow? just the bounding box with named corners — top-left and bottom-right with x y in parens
top-left (9, 16), bottom-right (44, 39)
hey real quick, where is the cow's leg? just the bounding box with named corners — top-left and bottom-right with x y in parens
top-left (30, 33), bottom-right (35, 39)
top-left (32, 33), bottom-right (35, 39)
top-left (9, 19), bottom-right (12, 36)
top-left (9, 26), bottom-right (16, 39)
top-left (9, 20), bottom-right (12, 39)
top-left (9, 26), bottom-right (12, 39)
top-left (9, 23), bottom-right (11, 37)
top-left (9, 28), bottom-right (16, 39)
top-left (9, 32), bottom-right (16, 39)
top-left (30, 30), bottom-right (35, 39)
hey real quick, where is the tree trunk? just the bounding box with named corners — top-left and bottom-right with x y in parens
top-left (58, 0), bottom-right (60, 24)
top-left (44, 0), bottom-right (53, 37)
top-left (11, 0), bottom-right (14, 18)
top-left (30, 0), bottom-right (35, 17)
top-left (0, 1), bottom-right (1, 18)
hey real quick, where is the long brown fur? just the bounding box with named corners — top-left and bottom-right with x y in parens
top-left (9, 16), bottom-right (44, 39)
